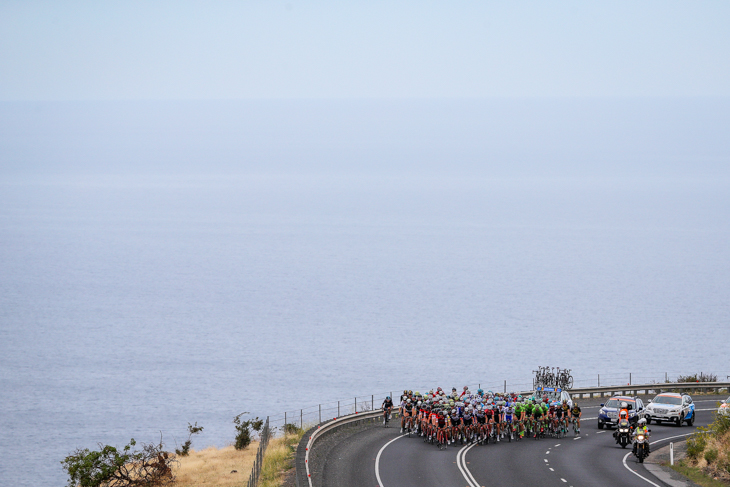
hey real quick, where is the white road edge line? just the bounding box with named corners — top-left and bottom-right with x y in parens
top-left (375, 434), bottom-right (406, 487)
top-left (621, 432), bottom-right (695, 486)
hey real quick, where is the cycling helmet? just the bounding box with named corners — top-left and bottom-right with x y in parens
top-left (406, 399), bottom-right (411, 404)
top-left (417, 400), bottom-right (422, 407)
top-left (386, 396), bottom-right (390, 400)
top-left (477, 388), bottom-right (484, 395)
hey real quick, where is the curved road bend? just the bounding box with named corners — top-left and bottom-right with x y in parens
top-left (319, 397), bottom-right (720, 487)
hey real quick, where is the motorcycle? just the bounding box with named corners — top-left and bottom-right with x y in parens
top-left (614, 419), bottom-right (632, 448)
top-left (633, 429), bottom-right (651, 463)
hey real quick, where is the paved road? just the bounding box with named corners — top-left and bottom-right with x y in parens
top-left (320, 396), bottom-right (721, 487)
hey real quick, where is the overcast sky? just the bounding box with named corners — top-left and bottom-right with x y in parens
top-left (1, 1), bottom-right (729, 100)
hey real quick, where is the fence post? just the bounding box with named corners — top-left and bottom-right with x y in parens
top-left (372, 394), bottom-right (374, 411)
top-left (630, 373), bottom-right (632, 385)
top-left (504, 380), bottom-right (506, 393)
top-left (598, 374), bottom-right (600, 387)
top-left (319, 404), bottom-right (321, 424)
top-left (300, 409), bottom-right (302, 429)
top-left (338, 401), bottom-right (340, 417)
top-left (355, 397), bottom-right (357, 413)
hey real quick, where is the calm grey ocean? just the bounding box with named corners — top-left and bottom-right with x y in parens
top-left (1, 100), bottom-right (729, 485)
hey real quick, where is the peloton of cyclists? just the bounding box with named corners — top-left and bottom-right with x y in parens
top-left (384, 387), bottom-right (584, 448)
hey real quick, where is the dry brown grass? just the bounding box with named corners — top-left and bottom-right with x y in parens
top-left (173, 443), bottom-right (259, 487)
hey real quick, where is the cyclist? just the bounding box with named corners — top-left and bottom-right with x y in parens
top-left (570, 402), bottom-right (582, 433)
top-left (382, 396), bottom-right (393, 426)
top-left (560, 400), bottom-right (570, 432)
top-left (554, 401), bottom-right (565, 436)
top-left (532, 401), bottom-right (544, 438)
top-left (462, 406), bottom-right (475, 442)
top-left (491, 404), bottom-right (502, 441)
top-left (504, 404), bottom-right (515, 439)
top-left (450, 407), bottom-right (462, 443)
top-left (436, 410), bottom-right (449, 446)
top-left (401, 399), bottom-right (415, 433)
top-left (475, 405), bottom-right (487, 442)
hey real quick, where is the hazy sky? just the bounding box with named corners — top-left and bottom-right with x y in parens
top-left (1, 1), bottom-right (729, 101)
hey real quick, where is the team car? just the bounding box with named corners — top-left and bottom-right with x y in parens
top-left (718, 396), bottom-right (730, 417)
top-left (597, 396), bottom-right (646, 429)
top-left (644, 392), bottom-right (695, 426)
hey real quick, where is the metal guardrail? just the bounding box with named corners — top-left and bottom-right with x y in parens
top-left (245, 417), bottom-right (271, 487)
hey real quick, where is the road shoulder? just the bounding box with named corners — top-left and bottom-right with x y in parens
top-left (645, 440), bottom-right (701, 487)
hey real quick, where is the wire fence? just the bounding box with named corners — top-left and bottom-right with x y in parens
top-left (264, 370), bottom-right (730, 435)
top-left (245, 417), bottom-right (271, 487)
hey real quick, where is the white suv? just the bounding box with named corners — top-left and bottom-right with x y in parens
top-left (719, 396), bottom-right (730, 417)
top-left (645, 393), bottom-right (695, 426)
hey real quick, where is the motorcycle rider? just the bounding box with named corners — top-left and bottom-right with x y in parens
top-left (632, 418), bottom-right (650, 456)
top-left (613, 409), bottom-right (631, 440)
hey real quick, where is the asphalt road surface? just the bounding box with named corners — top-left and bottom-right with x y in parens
top-left (319, 396), bottom-right (721, 487)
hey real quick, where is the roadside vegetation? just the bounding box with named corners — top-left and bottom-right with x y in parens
top-left (174, 444), bottom-right (259, 487)
top-left (61, 413), bottom-right (269, 487)
top-left (258, 424), bottom-right (306, 487)
top-left (675, 406), bottom-right (730, 484)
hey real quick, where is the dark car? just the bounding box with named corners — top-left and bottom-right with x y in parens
top-left (597, 396), bottom-right (646, 429)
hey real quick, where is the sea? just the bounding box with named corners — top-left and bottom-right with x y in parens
top-left (1, 99), bottom-right (729, 485)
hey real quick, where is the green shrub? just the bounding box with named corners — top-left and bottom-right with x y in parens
top-left (61, 438), bottom-right (175, 487)
top-left (233, 412), bottom-right (263, 450)
top-left (282, 423), bottom-right (301, 435)
top-left (712, 413), bottom-right (730, 436)
top-left (175, 422), bottom-right (203, 457)
top-left (704, 448), bottom-right (718, 464)
top-left (686, 435), bottom-right (707, 459)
